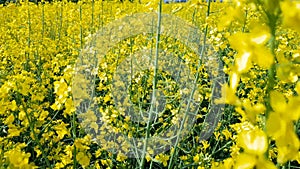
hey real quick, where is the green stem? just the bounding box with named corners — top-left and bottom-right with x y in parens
top-left (15, 83), bottom-right (52, 168)
top-left (26, 1), bottom-right (31, 71)
top-left (264, 10), bottom-right (278, 160)
top-left (41, 1), bottom-right (45, 39)
top-left (242, 9), bottom-right (248, 33)
top-left (80, 4), bottom-right (83, 49)
top-left (91, 0), bottom-right (94, 32)
top-left (265, 15), bottom-right (277, 120)
top-left (73, 3), bottom-right (81, 163)
top-left (167, 0), bottom-right (212, 168)
top-left (140, 1), bottom-right (162, 168)
top-left (58, 2), bottom-right (63, 40)
top-left (72, 109), bottom-right (77, 168)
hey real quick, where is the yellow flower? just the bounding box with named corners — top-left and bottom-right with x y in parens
top-left (235, 154), bottom-right (276, 169)
top-left (101, 159), bottom-right (112, 166)
top-left (155, 153), bottom-right (170, 167)
top-left (10, 100), bottom-right (17, 111)
top-left (201, 140), bottom-right (210, 150)
top-left (53, 121), bottom-right (69, 140)
top-left (64, 97), bottom-right (75, 117)
top-left (295, 81), bottom-right (300, 94)
top-left (267, 90), bottom-right (300, 143)
top-left (18, 110), bottom-right (26, 121)
top-left (237, 127), bottom-right (267, 155)
top-left (54, 162), bottom-right (64, 169)
top-left (266, 112), bottom-right (286, 140)
top-left (241, 100), bottom-right (266, 124)
top-left (228, 26), bottom-right (273, 73)
top-left (146, 154), bottom-right (152, 162)
top-left (215, 84), bottom-right (241, 106)
top-left (180, 155), bottom-right (188, 161)
top-left (4, 114), bottom-right (14, 125)
top-left (4, 148), bottom-right (32, 168)
top-left (64, 145), bottom-right (73, 159)
top-left (217, 3), bottom-right (244, 30)
top-left (34, 147), bottom-right (42, 158)
top-left (281, 1), bottom-right (300, 32)
top-left (76, 151), bottom-right (90, 168)
top-left (276, 63), bottom-right (298, 83)
top-left (52, 78), bottom-right (70, 108)
top-left (267, 90), bottom-right (300, 163)
top-left (235, 153), bottom-right (256, 169)
top-left (74, 137), bottom-right (91, 151)
top-left (230, 72), bottom-right (240, 90)
top-left (235, 127), bottom-right (277, 169)
top-left (276, 128), bottom-right (300, 164)
top-left (212, 158), bottom-right (234, 169)
top-left (222, 129), bottom-right (232, 140)
top-left (193, 154), bottom-right (200, 163)
top-left (116, 152), bottom-right (127, 162)
top-left (8, 125), bottom-right (21, 138)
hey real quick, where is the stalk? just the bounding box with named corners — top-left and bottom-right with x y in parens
top-left (242, 8), bottom-right (248, 33)
top-left (139, 0), bottom-right (162, 168)
top-left (167, 0), bottom-right (212, 168)
top-left (58, 1), bottom-right (63, 40)
top-left (263, 12), bottom-right (278, 160)
top-left (73, 3), bottom-right (84, 168)
top-left (265, 18), bottom-right (277, 118)
top-left (41, 0), bottom-right (45, 39)
top-left (91, 0), bottom-right (94, 31)
top-left (72, 106), bottom-right (77, 169)
top-left (80, 4), bottom-right (83, 49)
top-left (25, 0), bottom-right (31, 71)
top-left (15, 83), bottom-right (52, 168)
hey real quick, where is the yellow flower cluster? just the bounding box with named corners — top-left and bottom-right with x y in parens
top-left (0, 0), bottom-right (299, 168)
top-left (214, 0), bottom-right (300, 168)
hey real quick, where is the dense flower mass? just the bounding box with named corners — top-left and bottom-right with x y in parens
top-left (0, 0), bottom-right (299, 168)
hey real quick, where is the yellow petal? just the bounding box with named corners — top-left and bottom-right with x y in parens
top-left (266, 112), bottom-right (286, 139)
top-left (256, 156), bottom-right (277, 169)
top-left (236, 52), bottom-right (252, 73)
top-left (215, 84), bottom-right (241, 106)
top-left (230, 72), bottom-right (240, 90)
top-left (276, 63), bottom-right (298, 83)
top-left (234, 153), bottom-right (256, 169)
top-left (295, 82), bottom-right (300, 95)
top-left (237, 128), bottom-right (268, 155)
top-left (251, 34), bottom-right (269, 44)
top-left (281, 1), bottom-right (300, 32)
top-left (270, 90), bottom-right (287, 113)
top-left (253, 47), bottom-right (274, 69)
top-left (249, 23), bottom-right (270, 45)
top-left (242, 100), bottom-right (258, 124)
top-left (228, 33), bottom-right (248, 53)
top-left (286, 97), bottom-right (300, 121)
top-left (276, 129), bottom-right (300, 164)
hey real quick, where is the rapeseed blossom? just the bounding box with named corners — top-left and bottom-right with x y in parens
top-left (0, 0), bottom-right (299, 168)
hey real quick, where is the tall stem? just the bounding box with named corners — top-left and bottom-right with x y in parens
top-left (264, 14), bottom-right (278, 159)
top-left (140, 0), bottom-right (162, 168)
top-left (265, 20), bottom-right (277, 118)
top-left (168, 0), bottom-right (212, 168)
